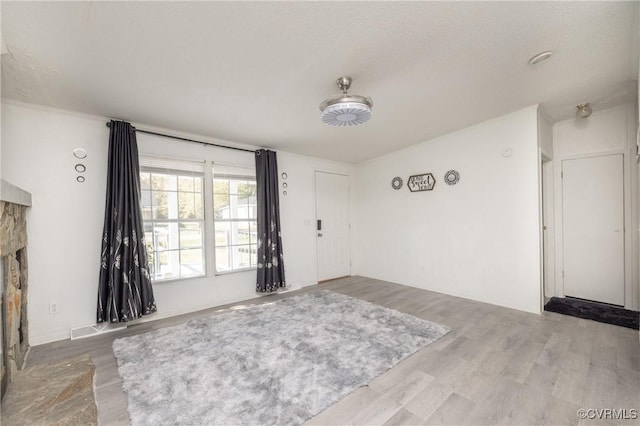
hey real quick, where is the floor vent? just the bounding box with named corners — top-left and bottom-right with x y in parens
top-left (70, 323), bottom-right (127, 340)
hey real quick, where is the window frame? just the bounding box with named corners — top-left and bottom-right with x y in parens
top-left (212, 168), bottom-right (258, 275)
top-left (140, 162), bottom-right (207, 283)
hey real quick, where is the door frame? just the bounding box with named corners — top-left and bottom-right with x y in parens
top-left (314, 170), bottom-right (352, 283)
top-left (540, 153), bottom-right (554, 302)
top-left (553, 148), bottom-right (633, 309)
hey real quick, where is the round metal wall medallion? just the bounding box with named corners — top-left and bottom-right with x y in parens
top-left (73, 148), bottom-right (87, 159)
top-left (444, 170), bottom-right (460, 185)
top-left (75, 164), bottom-right (86, 173)
top-left (281, 172), bottom-right (288, 180)
top-left (77, 176), bottom-right (85, 183)
top-left (391, 176), bottom-right (403, 190)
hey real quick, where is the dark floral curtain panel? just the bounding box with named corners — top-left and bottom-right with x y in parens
top-left (97, 120), bottom-right (157, 323)
top-left (255, 149), bottom-right (286, 292)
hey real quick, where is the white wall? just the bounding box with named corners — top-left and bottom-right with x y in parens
top-left (1, 102), bottom-right (108, 345)
top-left (1, 101), bottom-right (354, 345)
top-left (353, 106), bottom-right (542, 314)
top-left (278, 153), bottom-right (355, 288)
top-left (554, 104), bottom-right (633, 157)
top-left (552, 103), bottom-right (638, 310)
top-left (538, 108), bottom-right (554, 159)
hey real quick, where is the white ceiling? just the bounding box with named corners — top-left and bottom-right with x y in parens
top-left (1, 1), bottom-right (638, 163)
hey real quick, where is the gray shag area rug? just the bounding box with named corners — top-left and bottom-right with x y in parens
top-left (113, 290), bottom-right (449, 425)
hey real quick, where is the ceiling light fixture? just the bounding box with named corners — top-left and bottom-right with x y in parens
top-left (576, 103), bottom-right (592, 118)
top-left (528, 50), bottom-right (554, 66)
top-left (320, 76), bottom-right (373, 126)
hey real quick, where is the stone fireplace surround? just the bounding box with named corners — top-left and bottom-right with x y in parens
top-left (0, 179), bottom-right (32, 399)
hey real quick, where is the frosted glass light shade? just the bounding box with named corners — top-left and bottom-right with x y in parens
top-left (321, 102), bottom-right (372, 126)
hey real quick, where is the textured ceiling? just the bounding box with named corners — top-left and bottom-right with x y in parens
top-left (1, 1), bottom-right (638, 163)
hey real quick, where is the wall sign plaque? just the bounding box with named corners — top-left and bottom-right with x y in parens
top-left (407, 173), bottom-right (435, 192)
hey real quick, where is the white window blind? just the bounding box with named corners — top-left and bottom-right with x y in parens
top-left (212, 163), bottom-right (255, 179)
top-left (140, 156), bottom-right (205, 175)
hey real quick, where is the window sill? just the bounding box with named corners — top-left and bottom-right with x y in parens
top-left (214, 267), bottom-right (256, 276)
top-left (149, 268), bottom-right (256, 283)
top-left (151, 274), bottom-right (206, 284)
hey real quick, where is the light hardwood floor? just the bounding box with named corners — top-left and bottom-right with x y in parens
top-left (27, 276), bottom-right (640, 425)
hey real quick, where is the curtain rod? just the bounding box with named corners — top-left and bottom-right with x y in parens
top-left (105, 122), bottom-right (255, 153)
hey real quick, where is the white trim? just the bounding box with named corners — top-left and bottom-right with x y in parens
top-left (214, 267), bottom-right (256, 277)
top-left (541, 157), bottom-right (555, 300)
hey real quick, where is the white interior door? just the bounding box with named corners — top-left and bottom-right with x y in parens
top-left (562, 154), bottom-right (624, 305)
top-left (315, 172), bottom-right (350, 282)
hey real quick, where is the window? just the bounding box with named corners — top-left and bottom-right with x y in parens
top-left (213, 165), bottom-right (257, 273)
top-left (140, 157), bottom-right (205, 282)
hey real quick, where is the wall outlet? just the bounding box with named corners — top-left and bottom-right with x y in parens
top-left (49, 302), bottom-right (58, 315)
